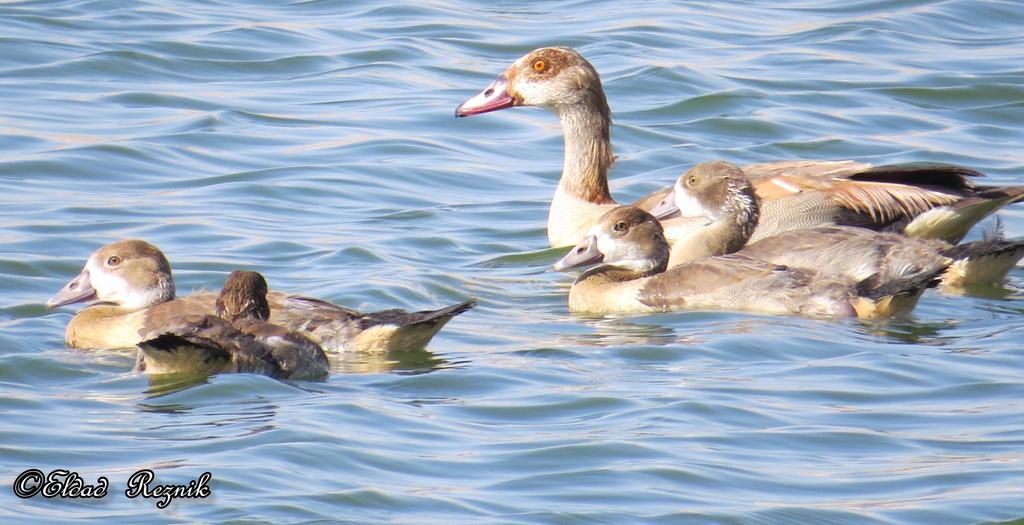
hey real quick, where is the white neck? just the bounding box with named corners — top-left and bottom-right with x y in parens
top-left (547, 104), bottom-right (616, 247)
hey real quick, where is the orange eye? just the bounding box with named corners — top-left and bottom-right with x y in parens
top-left (106, 255), bottom-right (121, 266)
top-left (532, 59), bottom-right (547, 72)
top-left (687, 175), bottom-right (698, 187)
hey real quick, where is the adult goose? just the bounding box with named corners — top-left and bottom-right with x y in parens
top-left (655, 161), bottom-right (1024, 288)
top-left (47, 240), bottom-right (476, 352)
top-left (456, 46), bottom-right (1023, 248)
top-left (553, 206), bottom-right (947, 318)
top-left (135, 271), bottom-right (330, 380)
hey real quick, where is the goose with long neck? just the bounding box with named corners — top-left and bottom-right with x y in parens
top-left (552, 206), bottom-right (946, 318)
top-left (458, 46), bottom-right (616, 246)
top-left (457, 46), bottom-right (1024, 248)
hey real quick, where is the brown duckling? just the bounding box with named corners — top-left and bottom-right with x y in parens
top-left (553, 206), bottom-right (946, 318)
top-left (48, 240), bottom-right (476, 352)
top-left (135, 270), bottom-right (330, 380)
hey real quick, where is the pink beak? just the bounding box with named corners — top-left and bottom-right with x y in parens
top-left (456, 73), bottom-right (519, 117)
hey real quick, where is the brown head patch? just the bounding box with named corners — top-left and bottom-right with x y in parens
top-left (216, 270), bottom-right (271, 322)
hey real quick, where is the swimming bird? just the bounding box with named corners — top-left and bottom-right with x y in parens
top-left (47, 240), bottom-right (476, 352)
top-left (135, 270), bottom-right (330, 379)
top-left (655, 161), bottom-right (1024, 288)
top-left (553, 206), bottom-right (947, 318)
top-left (456, 46), bottom-right (1023, 248)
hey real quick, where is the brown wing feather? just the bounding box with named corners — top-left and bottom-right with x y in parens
top-left (269, 293), bottom-right (362, 318)
top-left (745, 162), bottom-right (977, 224)
top-left (828, 180), bottom-right (962, 223)
top-left (639, 253), bottom-right (790, 308)
top-left (233, 318), bottom-right (329, 379)
top-left (745, 160), bottom-right (869, 190)
top-left (136, 315), bottom-right (283, 377)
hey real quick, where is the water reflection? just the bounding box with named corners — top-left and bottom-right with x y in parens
top-left (137, 346), bottom-right (452, 398)
top-left (137, 408), bottom-right (279, 442)
top-left (561, 315), bottom-right (683, 348)
top-left (550, 308), bottom-right (998, 351)
top-left (553, 312), bottom-right (826, 349)
top-left (857, 318), bottom-right (952, 345)
top-left (939, 282), bottom-right (1020, 300)
top-left (331, 347), bottom-right (455, 375)
top-left (142, 372), bottom-right (216, 398)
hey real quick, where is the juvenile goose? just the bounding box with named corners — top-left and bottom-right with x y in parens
top-left (648, 161), bottom-right (761, 266)
top-left (135, 270), bottom-right (330, 379)
top-left (553, 206), bottom-right (946, 318)
top-left (456, 46), bottom-right (1024, 247)
top-left (47, 240), bottom-right (476, 352)
top-left (657, 161), bottom-right (1024, 288)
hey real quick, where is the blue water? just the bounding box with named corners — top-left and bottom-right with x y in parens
top-left (2, 0), bottom-right (1024, 523)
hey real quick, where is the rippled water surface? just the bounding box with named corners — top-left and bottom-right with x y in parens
top-left (3, 1), bottom-right (1024, 523)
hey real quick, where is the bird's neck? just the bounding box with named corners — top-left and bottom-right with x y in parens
top-left (557, 103), bottom-right (615, 204)
top-left (547, 103), bottom-right (617, 247)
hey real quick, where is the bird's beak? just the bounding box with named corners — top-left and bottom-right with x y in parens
top-left (456, 73), bottom-right (519, 117)
top-left (648, 188), bottom-right (680, 220)
top-left (554, 235), bottom-right (604, 271)
top-left (47, 269), bottom-right (96, 308)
